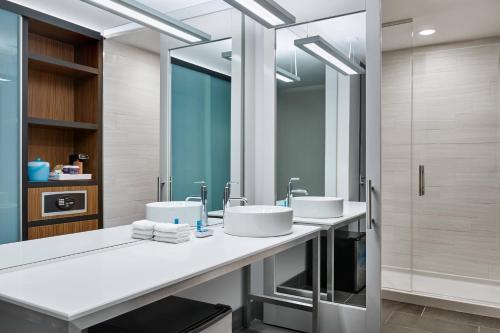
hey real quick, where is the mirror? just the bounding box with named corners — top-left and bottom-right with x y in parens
top-left (271, 13), bottom-right (367, 312)
top-left (169, 38), bottom-right (236, 214)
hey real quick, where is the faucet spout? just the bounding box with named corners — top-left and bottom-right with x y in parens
top-left (287, 177), bottom-right (308, 207)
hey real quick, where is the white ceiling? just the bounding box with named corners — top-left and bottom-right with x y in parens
top-left (7, 0), bottom-right (223, 31)
top-left (7, 0), bottom-right (366, 54)
top-left (382, 0), bottom-right (500, 51)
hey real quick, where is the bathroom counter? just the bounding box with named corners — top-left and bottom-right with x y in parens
top-left (0, 225), bottom-right (140, 271)
top-left (293, 201), bottom-right (366, 229)
top-left (0, 224), bottom-right (321, 332)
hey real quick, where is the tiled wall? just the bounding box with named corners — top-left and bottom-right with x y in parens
top-left (103, 40), bottom-right (160, 227)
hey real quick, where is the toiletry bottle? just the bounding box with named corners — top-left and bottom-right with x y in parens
top-left (174, 218), bottom-right (179, 224)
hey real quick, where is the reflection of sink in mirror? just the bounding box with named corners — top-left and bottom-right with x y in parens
top-left (292, 196), bottom-right (344, 218)
top-left (224, 205), bottom-right (293, 237)
top-left (146, 202), bottom-right (201, 226)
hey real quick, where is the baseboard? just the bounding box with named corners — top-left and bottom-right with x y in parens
top-left (382, 289), bottom-right (500, 319)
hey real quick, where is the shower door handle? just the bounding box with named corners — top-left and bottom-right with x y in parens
top-left (418, 165), bottom-right (425, 196)
top-left (366, 179), bottom-right (374, 230)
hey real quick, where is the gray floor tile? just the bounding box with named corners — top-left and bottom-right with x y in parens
top-left (382, 299), bottom-right (424, 323)
top-left (382, 323), bottom-right (432, 333)
top-left (387, 311), bottom-right (478, 333)
top-left (424, 307), bottom-right (500, 330)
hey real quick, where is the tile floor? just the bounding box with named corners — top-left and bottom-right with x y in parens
top-left (238, 300), bottom-right (500, 332)
top-left (382, 300), bottom-right (500, 333)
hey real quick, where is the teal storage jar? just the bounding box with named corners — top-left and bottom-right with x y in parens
top-left (28, 157), bottom-right (50, 182)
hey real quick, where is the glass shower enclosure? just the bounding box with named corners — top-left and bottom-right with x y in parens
top-left (382, 19), bottom-right (500, 307)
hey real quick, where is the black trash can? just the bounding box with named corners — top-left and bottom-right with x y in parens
top-left (334, 231), bottom-right (366, 293)
top-left (89, 296), bottom-right (232, 333)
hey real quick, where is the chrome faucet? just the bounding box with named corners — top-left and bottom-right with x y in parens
top-left (287, 177), bottom-right (309, 207)
top-left (185, 181), bottom-right (208, 227)
top-left (222, 181), bottom-right (248, 227)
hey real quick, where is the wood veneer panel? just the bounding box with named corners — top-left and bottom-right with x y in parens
top-left (74, 131), bottom-right (99, 179)
top-left (27, 219), bottom-right (98, 240)
top-left (29, 33), bottom-right (74, 62)
top-left (28, 185), bottom-right (98, 222)
top-left (28, 69), bottom-right (74, 121)
top-left (75, 76), bottom-right (98, 123)
top-left (28, 127), bottom-right (74, 169)
top-left (75, 42), bottom-right (99, 68)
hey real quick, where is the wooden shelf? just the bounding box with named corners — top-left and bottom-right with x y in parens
top-left (28, 117), bottom-right (98, 131)
top-left (28, 53), bottom-right (98, 78)
top-left (27, 180), bottom-right (97, 188)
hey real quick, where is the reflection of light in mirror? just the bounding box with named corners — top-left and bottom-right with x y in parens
top-left (276, 67), bottom-right (300, 83)
top-left (276, 72), bottom-right (293, 83)
top-left (81, 0), bottom-right (206, 43)
top-left (295, 36), bottom-right (364, 76)
top-left (0, 77), bottom-right (11, 82)
top-left (304, 43), bottom-right (357, 75)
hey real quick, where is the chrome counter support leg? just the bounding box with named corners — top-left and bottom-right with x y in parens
top-left (242, 265), bottom-right (252, 328)
top-left (312, 236), bottom-right (320, 333)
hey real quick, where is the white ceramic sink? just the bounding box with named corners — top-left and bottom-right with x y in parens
top-left (292, 196), bottom-right (344, 218)
top-left (146, 201), bottom-right (201, 226)
top-left (224, 205), bottom-right (293, 237)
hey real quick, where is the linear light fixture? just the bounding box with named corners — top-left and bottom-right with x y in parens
top-left (223, 0), bottom-right (295, 28)
top-left (294, 35), bottom-right (365, 76)
top-left (221, 51), bottom-right (298, 83)
top-left (80, 0), bottom-right (211, 43)
top-left (276, 67), bottom-right (300, 83)
top-left (0, 77), bottom-right (11, 82)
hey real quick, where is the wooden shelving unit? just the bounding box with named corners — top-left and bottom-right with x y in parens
top-left (23, 17), bottom-right (103, 240)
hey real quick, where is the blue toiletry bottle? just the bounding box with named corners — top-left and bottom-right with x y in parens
top-left (174, 218), bottom-right (179, 224)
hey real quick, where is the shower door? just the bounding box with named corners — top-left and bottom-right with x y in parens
top-left (410, 42), bottom-right (500, 305)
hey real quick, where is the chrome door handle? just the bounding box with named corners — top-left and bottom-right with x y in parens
top-left (366, 179), bottom-right (374, 230)
top-left (157, 177), bottom-right (171, 201)
top-left (157, 176), bottom-right (162, 201)
top-left (418, 165), bottom-right (425, 196)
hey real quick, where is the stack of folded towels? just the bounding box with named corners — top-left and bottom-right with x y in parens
top-left (131, 220), bottom-right (155, 240)
top-left (153, 223), bottom-right (191, 244)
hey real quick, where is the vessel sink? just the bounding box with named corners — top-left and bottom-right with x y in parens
top-left (146, 201), bottom-right (201, 226)
top-left (224, 205), bottom-right (293, 237)
top-left (292, 196), bottom-right (344, 218)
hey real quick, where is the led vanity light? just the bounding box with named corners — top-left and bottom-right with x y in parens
top-left (276, 67), bottom-right (300, 83)
top-left (81, 0), bottom-right (211, 43)
top-left (222, 51), bottom-right (299, 83)
top-left (223, 0), bottom-right (295, 28)
top-left (294, 35), bottom-right (365, 76)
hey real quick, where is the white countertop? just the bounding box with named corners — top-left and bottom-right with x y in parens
top-left (0, 226), bottom-right (140, 271)
top-left (293, 201), bottom-right (366, 227)
top-left (0, 224), bottom-right (320, 321)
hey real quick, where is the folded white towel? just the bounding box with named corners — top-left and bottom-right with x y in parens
top-left (154, 230), bottom-right (191, 239)
top-left (154, 236), bottom-right (190, 244)
top-left (132, 233), bottom-right (153, 240)
top-left (133, 229), bottom-right (154, 236)
top-left (132, 220), bottom-right (156, 231)
top-left (154, 223), bottom-right (190, 233)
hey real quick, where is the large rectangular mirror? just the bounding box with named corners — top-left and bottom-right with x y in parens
top-left (268, 13), bottom-right (367, 330)
top-left (169, 38), bottom-right (234, 212)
